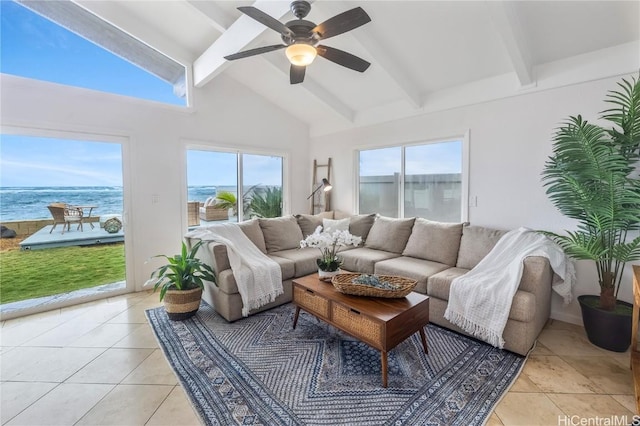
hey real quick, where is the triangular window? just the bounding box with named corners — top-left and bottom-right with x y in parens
top-left (1, 0), bottom-right (186, 106)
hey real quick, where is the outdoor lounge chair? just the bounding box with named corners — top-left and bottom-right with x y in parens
top-left (47, 203), bottom-right (84, 234)
top-left (199, 198), bottom-right (229, 221)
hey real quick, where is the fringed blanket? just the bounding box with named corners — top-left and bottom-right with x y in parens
top-left (186, 223), bottom-right (283, 316)
top-left (444, 227), bottom-right (574, 349)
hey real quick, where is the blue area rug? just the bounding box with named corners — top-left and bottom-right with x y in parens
top-left (146, 302), bottom-right (525, 425)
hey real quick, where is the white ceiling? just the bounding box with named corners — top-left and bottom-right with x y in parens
top-left (75, 0), bottom-right (640, 137)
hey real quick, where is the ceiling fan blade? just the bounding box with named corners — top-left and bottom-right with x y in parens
top-left (316, 45), bottom-right (370, 72)
top-left (290, 65), bottom-right (306, 84)
top-left (237, 6), bottom-right (294, 39)
top-left (312, 7), bottom-right (371, 40)
top-left (224, 44), bottom-right (286, 61)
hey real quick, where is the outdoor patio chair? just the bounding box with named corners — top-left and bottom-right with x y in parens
top-left (47, 203), bottom-right (84, 234)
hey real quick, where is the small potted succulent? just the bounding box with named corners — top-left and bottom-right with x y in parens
top-left (149, 240), bottom-right (217, 320)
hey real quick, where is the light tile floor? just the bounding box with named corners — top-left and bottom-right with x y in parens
top-left (1, 291), bottom-right (636, 425)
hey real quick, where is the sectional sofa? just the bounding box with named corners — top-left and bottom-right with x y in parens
top-left (187, 212), bottom-right (553, 356)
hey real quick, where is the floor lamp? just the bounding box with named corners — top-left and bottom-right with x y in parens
top-left (307, 178), bottom-right (332, 200)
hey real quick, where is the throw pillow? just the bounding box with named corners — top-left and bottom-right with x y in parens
top-left (295, 211), bottom-right (333, 237)
top-left (323, 218), bottom-right (350, 232)
top-left (402, 218), bottom-right (463, 265)
top-left (204, 197), bottom-right (216, 207)
top-left (456, 225), bottom-right (508, 269)
top-left (237, 219), bottom-right (267, 254)
top-left (259, 215), bottom-right (304, 253)
top-left (349, 214), bottom-right (377, 240)
top-left (364, 216), bottom-right (415, 254)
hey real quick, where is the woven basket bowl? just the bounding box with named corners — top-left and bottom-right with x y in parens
top-left (331, 273), bottom-right (417, 298)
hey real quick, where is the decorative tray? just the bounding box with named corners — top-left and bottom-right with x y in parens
top-left (331, 273), bottom-right (417, 298)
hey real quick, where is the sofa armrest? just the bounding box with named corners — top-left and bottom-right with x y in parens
top-left (519, 256), bottom-right (553, 294)
top-left (186, 237), bottom-right (232, 274)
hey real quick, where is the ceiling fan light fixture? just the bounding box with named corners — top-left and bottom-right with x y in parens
top-left (285, 44), bottom-right (316, 66)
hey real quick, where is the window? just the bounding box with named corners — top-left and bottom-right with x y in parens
top-left (242, 154), bottom-right (283, 220)
top-left (358, 147), bottom-right (401, 218)
top-left (0, 133), bottom-right (128, 307)
top-left (187, 149), bottom-right (284, 225)
top-left (1, 1), bottom-right (186, 106)
top-left (358, 139), bottom-right (466, 222)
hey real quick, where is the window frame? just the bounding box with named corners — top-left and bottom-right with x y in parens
top-left (355, 131), bottom-right (470, 222)
top-left (1, 124), bottom-right (134, 302)
top-left (183, 140), bottom-right (289, 227)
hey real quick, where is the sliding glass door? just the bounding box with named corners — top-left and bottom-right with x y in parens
top-left (0, 134), bottom-right (127, 311)
top-left (187, 149), bottom-right (284, 225)
top-left (242, 154), bottom-right (283, 220)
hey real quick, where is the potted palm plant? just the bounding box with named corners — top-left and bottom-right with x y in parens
top-left (541, 75), bottom-right (640, 351)
top-left (149, 240), bottom-right (217, 320)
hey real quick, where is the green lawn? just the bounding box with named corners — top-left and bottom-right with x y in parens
top-left (0, 243), bottom-right (126, 304)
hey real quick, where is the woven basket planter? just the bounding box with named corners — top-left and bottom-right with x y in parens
top-left (163, 287), bottom-right (203, 320)
top-left (331, 273), bottom-right (417, 298)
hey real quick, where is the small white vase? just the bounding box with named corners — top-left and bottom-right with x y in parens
top-left (318, 268), bottom-right (340, 282)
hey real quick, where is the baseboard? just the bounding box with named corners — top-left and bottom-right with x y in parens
top-left (550, 311), bottom-right (583, 326)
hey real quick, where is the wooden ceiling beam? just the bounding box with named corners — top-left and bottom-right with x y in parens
top-left (192, 1), bottom-right (291, 88)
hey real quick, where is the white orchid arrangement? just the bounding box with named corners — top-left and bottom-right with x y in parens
top-left (300, 226), bottom-right (362, 272)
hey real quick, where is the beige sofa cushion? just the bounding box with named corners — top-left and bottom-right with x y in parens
top-left (374, 256), bottom-right (450, 294)
top-left (268, 255), bottom-right (296, 280)
top-left (339, 247), bottom-right (401, 274)
top-left (364, 216), bottom-right (415, 254)
top-left (238, 219), bottom-right (267, 254)
top-left (349, 214), bottom-right (377, 241)
top-left (217, 256), bottom-right (295, 294)
top-left (403, 219), bottom-right (463, 266)
top-left (456, 225), bottom-right (507, 269)
top-left (427, 268), bottom-right (536, 322)
top-left (260, 216), bottom-right (304, 253)
top-left (269, 247), bottom-right (320, 277)
top-left (295, 212), bottom-right (333, 237)
top-left (427, 267), bottom-right (470, 300)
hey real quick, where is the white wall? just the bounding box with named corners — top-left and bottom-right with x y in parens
top-left (310, 74), bottom-right (639, 325)
top-left (1, 73), bottom-right (310, 292)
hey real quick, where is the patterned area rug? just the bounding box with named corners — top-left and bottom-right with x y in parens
top-left (146, 302), bottom-right (525, 426)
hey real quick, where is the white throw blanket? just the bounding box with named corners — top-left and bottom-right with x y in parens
top-left (444, 227), bottom-right (574, 349)
top-left (185, 223), bottom-right (283, 317)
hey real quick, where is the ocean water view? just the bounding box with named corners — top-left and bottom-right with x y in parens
top-left (0, 186), bottom-right (235, 221)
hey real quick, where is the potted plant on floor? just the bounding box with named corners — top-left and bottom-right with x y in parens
top-left (541, 75), bottom-right (640, 351)
top-left (149, 240), bottom-right (217, 320)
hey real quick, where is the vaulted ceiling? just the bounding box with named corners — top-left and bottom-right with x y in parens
top-left (75, 1), bottom-right (639, 137)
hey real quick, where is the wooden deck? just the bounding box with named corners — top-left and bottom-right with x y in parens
top-left (19, 224), bottom-right (124, 250)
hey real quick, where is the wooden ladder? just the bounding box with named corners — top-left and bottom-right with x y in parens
top-left (310, 158), bottom-right (332, 214)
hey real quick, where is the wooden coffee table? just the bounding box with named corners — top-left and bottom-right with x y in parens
top-left (292, 273), bottom-right (429, 387)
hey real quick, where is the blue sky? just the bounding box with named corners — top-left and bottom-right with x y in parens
top-left (0, 1), bottom-right (183, 105)
top-left (359, 141), bottom-right (462, 176)
top-left (0, 1), bottom-right (181, 187)
top-left (0, 135), bottom-right (123, 187)
top-left (187, 151), bottom-right (283, 187)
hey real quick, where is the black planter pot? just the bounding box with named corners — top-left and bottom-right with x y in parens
top-left (578, 295), bottom-right (632, 352)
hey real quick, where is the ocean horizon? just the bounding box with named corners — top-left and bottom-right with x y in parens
top-left (0, 185), bottom-right (238, 222)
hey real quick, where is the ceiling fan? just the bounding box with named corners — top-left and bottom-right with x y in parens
top-left (224, 1), bottom-right (371, 84)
